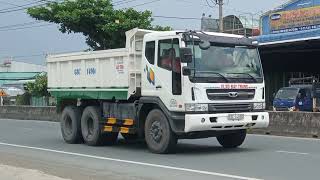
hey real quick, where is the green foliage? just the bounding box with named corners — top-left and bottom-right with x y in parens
top-left (27, 74), bottom-right (49, 97)
top-left (16, 93), bottom-right (31, 105)
top-left (27, 0), bottom-right (172, 50)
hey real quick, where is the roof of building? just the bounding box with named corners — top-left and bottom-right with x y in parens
top-left (257, 28), bottom-right (320, 45)
top-left (0, 72), bottom-right (40, 86)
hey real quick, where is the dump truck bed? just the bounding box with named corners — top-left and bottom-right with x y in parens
top-left (47, 28), bottom-right (153, 100)
top-left (47, 48), bottom-right (129, 89)
top-left (47, 48), bottom-right (132, 100)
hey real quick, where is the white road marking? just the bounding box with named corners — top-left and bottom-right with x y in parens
top-left (249, 134), bottom-right (320, 141)
top-left (0, 142), bottom-right (262, 180)
top-left (276, 150), bottom-right (310, 155)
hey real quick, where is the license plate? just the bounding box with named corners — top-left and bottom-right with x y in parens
top-left (228, 114), bottom-right (244, 121)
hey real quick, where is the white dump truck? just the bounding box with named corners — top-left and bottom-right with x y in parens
top-left (47, 28), bottom-right (269, 153)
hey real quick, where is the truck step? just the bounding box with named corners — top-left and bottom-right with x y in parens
top-left (106, 118), bottom-right (134, 126)
top-left (103, 126), bottom-right (136, 134)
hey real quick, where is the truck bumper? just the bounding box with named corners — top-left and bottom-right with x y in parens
top-left (184, 112), bottom-right (269, 133)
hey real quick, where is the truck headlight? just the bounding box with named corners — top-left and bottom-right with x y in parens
top-left (185, 104), bottom-right (208, 112)
top-left (253, 102), bottom-right (265, 110)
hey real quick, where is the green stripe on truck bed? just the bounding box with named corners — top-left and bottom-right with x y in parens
top-left (49, 88), bottom-right (128, 100)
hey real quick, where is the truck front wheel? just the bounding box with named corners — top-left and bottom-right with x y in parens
top-left (81, 106), bottom-right (118, 146)
top-left (60, 106), bottom-right (82, 144)
top-left (144, 109), bottom-right (177, 154)
top-left (217, 130), bottom-right (246, 148)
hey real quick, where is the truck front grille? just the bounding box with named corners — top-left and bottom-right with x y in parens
top-left (207, 89), bottom-right (255, 100)
top-left (208, 103), bottom-right (253, 113)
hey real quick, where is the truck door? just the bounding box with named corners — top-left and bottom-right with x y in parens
top-left (297, 89), bottom-right (312, 111)
top-left (142, 38), bottom-right (182, 109)
top-left (305, 89), bottom-right (313, 111)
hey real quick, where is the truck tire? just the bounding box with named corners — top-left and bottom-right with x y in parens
top-left (60, 106), bottom-right (82, 144)
top-left (144, 109), bottom-right (177, 154)
top-left (81, 106), bottom-right (118, 146)
top-left (217, 130), bottom-right (246, 148)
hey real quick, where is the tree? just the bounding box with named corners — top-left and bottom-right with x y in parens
top-left (27, 73), bottom-right (49, 97)
top-left (27, 0), bottom-right (171, 50)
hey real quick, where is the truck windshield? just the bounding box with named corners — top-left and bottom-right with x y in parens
top-left (187, 41), bottom-right (263, 83)
top-left (275, 88), bottom-right (298, 100)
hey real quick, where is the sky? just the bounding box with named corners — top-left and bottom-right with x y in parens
top-left (0, 0), bottom-right (288, 65)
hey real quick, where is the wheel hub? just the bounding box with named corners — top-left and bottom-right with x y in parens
top-left (150, 121), bottom-right (163, 143)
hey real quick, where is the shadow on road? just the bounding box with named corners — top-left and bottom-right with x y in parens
top-left (174, 143), bottom-right (256, 155)
top-left (46, 135), bottom-right (260, 156)
top-left (112, 138), bottom-right (258, 155)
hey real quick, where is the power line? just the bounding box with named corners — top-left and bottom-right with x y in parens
top-left (174, 0), bottom-right (260, 17)
top-left (0, 1), bottom-right (43, 11)
top-left (153, 15), bottom-right (200, 20)
top-left (14, 54), bottom-right (45, 58)
top-left (0, 14), bottom-right (201, 32)
top-left (0, 24), bottom-right (53, 32)
top-left (205, 0), bottom-right (215, 8)
top-left (0, 0), bottom-right (162, 32)
top-left (0, 21), bottom-right (42, 29)
top-left (113, 0), bottom-right (140, 6)
top-left (0, 54), bottom-right (46, 60)
top-left (132, 0), bottom-right (160, 7)
top-left (0, 1), bottom-right (62, 16)
top-left (118, 0), bottom-right (161, 8)
top-left (0, 0), bottom-right (207, 32)
top-left (0, 1), bottom-right (21, 7)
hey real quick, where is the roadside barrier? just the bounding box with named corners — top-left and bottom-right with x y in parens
top-left (252, 111), bottom-right (320, 138)
top-left (0, 106), bottom-right (319, 138)
top-left (0, 106), bottom-right (58, 122)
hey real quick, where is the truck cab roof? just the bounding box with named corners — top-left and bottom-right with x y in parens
top-left (144, 29), bottom-right (247, 40)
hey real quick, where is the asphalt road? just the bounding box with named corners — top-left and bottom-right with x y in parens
top-left (0, 119), bottom-right (319, 180)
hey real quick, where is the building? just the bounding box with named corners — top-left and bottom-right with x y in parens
top-left (0, 60), bottom-right (46, 72)
top-left (201, 14), bottom-right (260, 37)
top-left (257, 0), bottom-right (320, 106)
top-left (0, 60), bottom-right (46, 86)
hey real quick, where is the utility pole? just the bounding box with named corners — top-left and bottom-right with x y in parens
top-left (216, 0), bottom-right (224, 32)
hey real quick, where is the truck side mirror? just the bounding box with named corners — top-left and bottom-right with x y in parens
top-left (199, 40), bottom-right (210, 50)
top-left (182, 67), bottom-right (193, 76)
top-left (180, 48), bottom-right (193, 63)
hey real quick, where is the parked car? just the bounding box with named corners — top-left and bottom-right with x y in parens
top-left (0, 80), bottom-right (33, 105)
top-left (273, 86), bottom-right (314, 112)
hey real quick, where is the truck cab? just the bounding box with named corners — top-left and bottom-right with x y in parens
top-left (141, 30), bottom-right (269, 135)
top-left (273, 86), bottom-right (313, 112)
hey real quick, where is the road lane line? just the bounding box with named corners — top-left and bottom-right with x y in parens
top-left (250, 134), bottom-right (320, 141)
top-left (0, 142), bottom-right (262, 180)
top-left (276, 150), bottom-right (310, 155)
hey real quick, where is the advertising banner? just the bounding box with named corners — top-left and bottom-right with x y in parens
top-left (270, 6), bottom-right (320, 34)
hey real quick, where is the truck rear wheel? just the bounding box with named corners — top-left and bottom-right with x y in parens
top-left (217, 130), bottom-right (246, 148)
top-left (144, 109), bottom-right (177, 154)
top-left (81, 106), bottom-right (118, 146)
top-left (60, 106), bottom-right (82, 144)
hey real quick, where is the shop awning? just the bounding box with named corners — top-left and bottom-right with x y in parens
top-left (257, 29), bottom-right (320, 45)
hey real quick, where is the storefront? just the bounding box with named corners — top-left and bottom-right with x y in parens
top-left (257, 0), bottom-right (320, 107)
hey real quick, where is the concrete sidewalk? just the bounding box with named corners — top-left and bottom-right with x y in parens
top-left (0, 164), bottom-right (69, 180)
